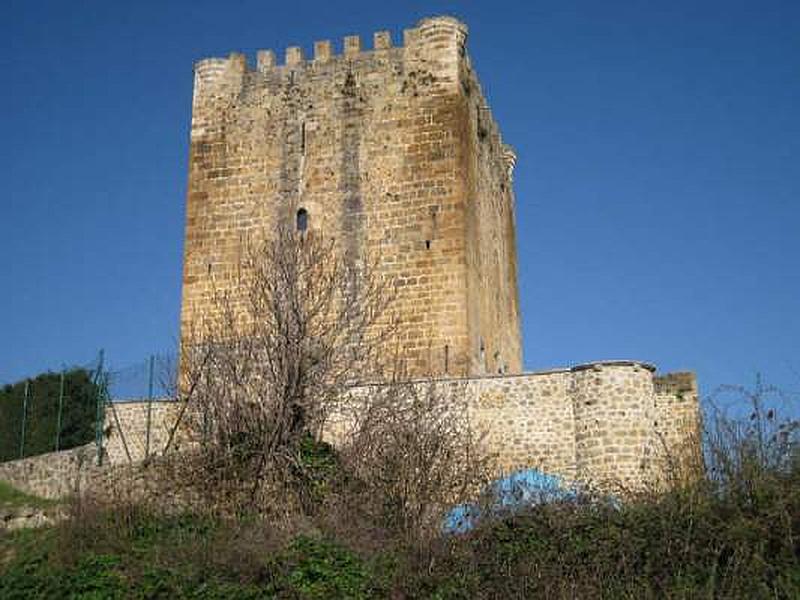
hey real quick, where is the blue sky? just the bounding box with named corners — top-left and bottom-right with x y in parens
top-left (1, 0), bottom-right (798, 399)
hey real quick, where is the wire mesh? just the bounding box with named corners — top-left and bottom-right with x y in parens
top-left (106, 352), bottom-right (177, 402)
top-left (0, 351), bottom-right (178, 464)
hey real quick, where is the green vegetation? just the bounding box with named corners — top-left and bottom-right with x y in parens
top-left (2, 450), bottom-right (798, 598)
top-left (1, 469), bottom-right (797, 598)
top-left (0, 512), bottom-right (390, 599)
top-left (1, 381), bottom-right (797, 598)
top-left (0, 369), bottom-right (99, 462)
top-left (0, 481), bottom-right (55, 510)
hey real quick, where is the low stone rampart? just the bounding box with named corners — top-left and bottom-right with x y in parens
top-left (0, 362), bottom-right (699, 498)
top-left (0, 444), bottom-right (99, 499)
top-left (337, 361), bottom-right (699, 489)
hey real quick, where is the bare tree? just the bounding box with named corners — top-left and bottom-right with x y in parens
top-left (163, 225), bottom-right (494, 533)
top-left (171, 227), bottom-right (396, 513)
top-left (705, 376), bottom-right (799, 493)
top-left (336, 380), bottom-right (495, 547)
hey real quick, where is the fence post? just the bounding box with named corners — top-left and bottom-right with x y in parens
top-left (19, 380), bottom-right (29, 459)
top-left (145, 354), bottom-right (154, 460)
top-left (95, 349), bottom-right (105, 466)
top-left (55, 369), bottom-right (65, 451)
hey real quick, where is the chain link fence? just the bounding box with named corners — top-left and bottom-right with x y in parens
top-left (0, 351), bottom-right (178, 465)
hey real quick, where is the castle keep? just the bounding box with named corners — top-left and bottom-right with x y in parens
top-left (181, 16), bottom-right (520, 377)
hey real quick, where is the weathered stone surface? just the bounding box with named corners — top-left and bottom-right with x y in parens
top-left (180, 16), bottom-right (521, 378)
top-left (0, 363), bottom-right (699, 497)
top-left (0, 444), bottom-right (99, 499)
top-left (103, 401), bottom-right (179, 465)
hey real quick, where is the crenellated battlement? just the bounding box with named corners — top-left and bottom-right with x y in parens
top-left (188, 15), bottom-right (476, 143)
top-left (192, 15), bottom-right (468, 77)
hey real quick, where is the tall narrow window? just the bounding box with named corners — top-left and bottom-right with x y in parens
top-left (300, 121), bottom-right (306, 154)
top-left (296, 208), bottom-right (308, 232)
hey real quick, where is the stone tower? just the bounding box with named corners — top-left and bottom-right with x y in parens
top-left (181, 16), bottom-right (522, 377)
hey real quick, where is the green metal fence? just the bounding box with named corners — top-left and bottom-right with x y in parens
top-left (0, 351), bottom-right (177, 465)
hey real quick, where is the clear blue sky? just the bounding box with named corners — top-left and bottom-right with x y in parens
top-left (1, 0), bottom-right (798, 398)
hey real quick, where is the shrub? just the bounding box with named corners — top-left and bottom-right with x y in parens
top-left (0, 369), bottom-right (99, 462)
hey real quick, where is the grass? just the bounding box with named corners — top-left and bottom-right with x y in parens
top-left (0, 511), bottom-right (391, 599)
top-left (0, 480), bottom-right (57, 511)
top-left (0, 464), bottom-right (797, 599)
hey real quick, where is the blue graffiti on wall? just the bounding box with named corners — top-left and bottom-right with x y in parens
top-left (443, 469), bottom-right (583, 534)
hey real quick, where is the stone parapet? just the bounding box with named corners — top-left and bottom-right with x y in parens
top-left (0, 363), bottom-right (700, 499)
top-left (0, 444), bottom-right (99, 499)
top-left (192, 16), bottom-right (467, 76)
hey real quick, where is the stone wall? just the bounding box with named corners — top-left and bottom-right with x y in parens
top-left (92, 362), bottom-right (699, 492)
top-left (0, 403), bottom-right (181, 500)
top-left (467, 370), bottom-right (577, 476)
top-left (338, 361), bottom-right (698, 489)
top-left (0, 364), bottom-right (700, 497)
top-left (654, 372), bottom-right (703, 480)
top-left (181, 16), bottom-right (522, 378)
top-left (331, 369), bottom-right (578, 479)
top-left (0, 444), bottom-right (99, 499)
top-left (460, 50), bottom-right (522, 375)
top-left (104, 401), bottom-right (180, 464)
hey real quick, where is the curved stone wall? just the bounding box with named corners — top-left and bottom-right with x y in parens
top-left (572, 361), bottom-right (656, 488)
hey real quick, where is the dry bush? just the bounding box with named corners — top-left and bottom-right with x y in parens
top-left (335, 381), bottom-right (495, 550)
top-left (152, 223), bottom-right (494, 551)
top-left (166, 226), bottom-right (395, 516)
top-left (705, 376), bottom-right (799, 491)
